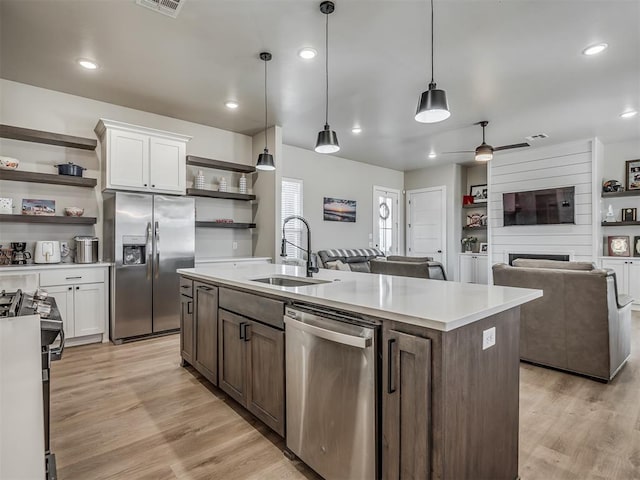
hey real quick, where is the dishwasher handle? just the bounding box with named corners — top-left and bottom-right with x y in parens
top-left (284, 316), bottom-right (372, 349)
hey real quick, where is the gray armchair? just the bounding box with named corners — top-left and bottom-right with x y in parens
top-left (370, 258), bottom-right (447, 280)
top-left (492, 259), bottom-right (632, 381)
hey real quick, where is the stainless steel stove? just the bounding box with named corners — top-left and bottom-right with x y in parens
top-left (1, 289), bottom-right (64, 480)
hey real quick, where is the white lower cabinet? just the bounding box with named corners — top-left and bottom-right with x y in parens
top-left (459, 254), bottom-right (488, 284)
top-left (601, 258), bottom-right (640, 305)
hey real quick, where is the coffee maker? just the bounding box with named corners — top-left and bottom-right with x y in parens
top-left (10, 242), bottom-right (31, 265)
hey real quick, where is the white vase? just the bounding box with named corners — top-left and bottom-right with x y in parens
top-left (219, 177), bottom-right (227, 192)
top-left (239, 174), bottom-right (247, 194)
top-left (195, 170), bottom-right (205, 190)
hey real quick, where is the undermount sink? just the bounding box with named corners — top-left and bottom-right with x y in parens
top-left (251, 275), bottom-right (331, 287)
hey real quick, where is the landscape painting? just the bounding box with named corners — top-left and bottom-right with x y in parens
top-left (22, 198), bottom-right (56, 216)
top-left (323, 197), bottom-right (356, 222)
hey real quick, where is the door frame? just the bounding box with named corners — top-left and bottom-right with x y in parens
top-left (405, 186), bottom-right (447, 271)
top-left (372, 185), bottom-right (402, 255)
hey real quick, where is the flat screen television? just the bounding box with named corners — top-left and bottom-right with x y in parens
top-left (503, 186), bottom-right (575, 226)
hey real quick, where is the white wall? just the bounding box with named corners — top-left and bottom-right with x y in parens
top-left (0, 79), bottom-right (253, 259)
top-left (488, 139), bottom-right (597, 266)
top-left (601, 137), bottom-right (640, 183)
top-left (281, 145), bottom-right (404, 253)
top-left (404, 163), bottom-right (462, 280)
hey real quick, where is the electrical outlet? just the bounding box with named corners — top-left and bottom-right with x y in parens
top-left (232, 241), bottom-right (238, 250)
top-left (482, 327), bottom-right (496, 350)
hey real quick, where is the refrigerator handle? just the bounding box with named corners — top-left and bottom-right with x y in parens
top-left (146, 222), bottom-right (152, 280)
top-left (154, 221), bottom-right (160, 279)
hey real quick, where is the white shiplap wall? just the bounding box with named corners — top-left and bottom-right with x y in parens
top-left (489, 139), bottom-right (598, 267)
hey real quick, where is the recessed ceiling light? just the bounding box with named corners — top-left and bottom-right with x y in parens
top-left (582, 43), bottom-right (608, 56)
top-left (351, 126), bottom-right (362, 134)
top-left (428, 152), bottom-right (437, 159)
top-left (77, 58), bottom-right (98, 70)
top-left (224, 101), bottom-right (239, 109)
top-left (620, 110), bottom-right (638, 119)
top-left (298, 47), bottom-right (317, 59)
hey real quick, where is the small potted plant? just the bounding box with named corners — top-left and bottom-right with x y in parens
top-left (461, 236), bottom-right (477, 252)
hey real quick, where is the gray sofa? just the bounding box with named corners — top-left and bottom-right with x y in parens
top-left (316, 248), bottom-right (447, 280)
top-left (493, 259), bottom-right (632, 381)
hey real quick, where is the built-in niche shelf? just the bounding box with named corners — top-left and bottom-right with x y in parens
top-left (601, 221), bottom-right (640, 227)
top-left (0, 124), bottom-right (97, 151)
top-left (186, 155), bottom-right (256, 174)
top-left (0, 214), bottom-right (97, 225)
top-left (602, 191), bottom-right (640, 199)
top-left (186, 188), bottom-right (255, 201)
top-left (196, 221), bottom-right (256, 229)
top-left (463, 203), bottom-right (487, 209)
top-left (0, 169), bottom-right (97, 188)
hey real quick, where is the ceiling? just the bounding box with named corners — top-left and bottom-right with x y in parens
top-left (1, 0), bottom-right (639, 171)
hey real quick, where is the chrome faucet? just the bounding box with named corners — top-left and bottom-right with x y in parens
top-left (281, 215), bottom-right (319, 278)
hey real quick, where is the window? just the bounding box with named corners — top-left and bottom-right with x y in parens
top-left (281, 178), bottom-right (304, 259)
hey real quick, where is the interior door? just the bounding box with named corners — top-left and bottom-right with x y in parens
top-left (373, 186), bottom-right (400, 255)
top-left (406, 187), bottom-right (446, 268)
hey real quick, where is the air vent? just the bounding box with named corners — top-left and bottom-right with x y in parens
top-left (136, 0), bottom-right (185, 18)
top-left (525, 133), bottom-right (549, 142)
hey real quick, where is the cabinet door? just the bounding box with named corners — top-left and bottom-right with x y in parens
top-left (149, 137), bottom-right (186, 194)
top-left (626, 261), bottom-right (640, 304)
top-left (47, 285), bottom-right (75, 338)
top-left (180, 294), bottom-right (194, 365)
top-left (459, 255), bottom-right (474, 283)
top-left (73, 283), bottom-right (105, 337)
top-left (108, 129), bottom-right (149, 190)
top-left (383, 329), bottom-right (432, 480)
top-left (218, 309), bottom-right (247, 406)
top-left (476, 256), bottom-right (489, 285)
top-left (246, 320), bottom-right (285, 436)
top-left (602, 259), bottom-right (627, 295)
top-left (193, 283), bottom-right (218, 384)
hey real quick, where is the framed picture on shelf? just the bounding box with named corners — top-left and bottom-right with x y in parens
top-left (622, 207), bottom-right (637, 222)
top-left (22, 199), bottom-right (55, 216)
top-left (625, 159), bottom-right (640, 191)
top-left (634, 237), bottom-right (640, 257)
top-left (608, 236), bottom-right (631, 257)
top-left (479, 242), bottom-right (488, 253)
top-left (469, 184), bottom-right (488, 203)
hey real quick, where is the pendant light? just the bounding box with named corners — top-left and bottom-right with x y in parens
top-left (315, 1), bottom-right (340, 154)
top-left (415, 0), bottom-right (450, 123)
top-left (256, 51), bottom-right (275, 171)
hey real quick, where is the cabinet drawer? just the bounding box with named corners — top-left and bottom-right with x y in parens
top-left (180, 277), bottom-right (193, 298)
top-left (219, 287), bottom-right (284, 329)
top-left (40, 268), bottom-right (106, 287)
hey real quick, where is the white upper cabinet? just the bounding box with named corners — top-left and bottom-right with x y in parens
top-left (95, 119), bottom-right (191, 194)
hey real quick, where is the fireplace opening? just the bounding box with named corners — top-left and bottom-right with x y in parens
top-left (508, 253), bottom-right (570, 265)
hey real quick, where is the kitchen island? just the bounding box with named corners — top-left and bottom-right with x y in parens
top-left (177, 264), bottom-right (542, 480)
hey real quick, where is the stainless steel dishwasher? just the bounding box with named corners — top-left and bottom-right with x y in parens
top-left (284, 305), bottom-right (379, 480)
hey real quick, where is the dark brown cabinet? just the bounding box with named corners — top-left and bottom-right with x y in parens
top-left (193, 282), bottom-right (218, 385)
top-left (382, 329), bottom-right (432, 480)
top-left (218, 308), bottom-right (285, 437)
top-left (179, 294), bottom-right (194, 365)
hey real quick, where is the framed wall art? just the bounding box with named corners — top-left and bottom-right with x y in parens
top-left (622, 207), bottom-right (637, 222)
top-left (323, 197), bottom-right (356, 222)
top-left (625, 159), bottom-right (640, 191)
top-left (469, 184), bottom-right (488, 203)
top-left (608, 236), bottom-right (630, 257)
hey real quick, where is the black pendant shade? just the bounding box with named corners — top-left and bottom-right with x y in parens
top-left (256, 51), bottom-right (275, 171)
top-left (415, 82), bottom-right (450, 123)
top-left (257, 149), bottom-right (275, 170)
top-left (315, 124), bottom-right (340, 154)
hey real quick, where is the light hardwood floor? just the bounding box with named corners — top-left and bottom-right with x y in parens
top-left (52, 316), bottom-right (640, 479)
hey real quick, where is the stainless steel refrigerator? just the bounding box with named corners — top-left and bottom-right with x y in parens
top-left (103, 192), bottom-right (195, 342)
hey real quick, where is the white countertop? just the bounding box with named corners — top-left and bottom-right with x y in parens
top-left (195, 256), bottom-right (272, 264)
top-left (177, 264), bottom-right (542, 332)
top-left (0, 262), bottom-right (112, 272)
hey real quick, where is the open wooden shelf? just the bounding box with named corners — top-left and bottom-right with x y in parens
top-left (186, 155), bottom-right (256, 174)
top-left (463, 203), bottom-right (487, 209)
top-left (602, 190), bottom-right (640, 198)
top-left (0, 124), bottom-right (97, 151)
top-left (0, 214), bottom-right (96, 225)
top-left (0, 169), bottom-right (97, 188)
top-left (601, 221), bottom-right (640, 226)
top-left (463, 225), bottom-right (487, 231)
top-left (196, 221), bottom-right (256, 229)
top-left (187, 188), bottom-right (255, 201)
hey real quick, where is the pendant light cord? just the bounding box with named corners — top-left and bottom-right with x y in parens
top-left (430, 0), bottom-right (435, 84)
top-left (264, 58), bottom-right (268, 150)
top-left (325, 11), bottom-right (329, 127)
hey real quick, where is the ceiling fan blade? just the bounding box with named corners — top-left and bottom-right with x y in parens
top-left (494, 142), bottom-right (530, 151)
top-left (441, 150), bottom-right (474, 154)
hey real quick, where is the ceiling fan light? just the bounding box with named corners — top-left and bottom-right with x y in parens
top-left (415, 85), bottom-right (450, 123)
top-left (256, 149), bottom-right (275, 170)
top-left (475, 143), bottom-right (493, 162)
top-left (315, 125), bottom-right (340, 154)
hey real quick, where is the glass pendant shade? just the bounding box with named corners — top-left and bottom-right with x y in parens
top-left (475, 143), bottom-right (493, 162)
top-left (256, 149), bottom-right (275, 170)
top-left (315, 125), bottom-right (340, 154)
top-left (415, 83), bottom-right (450, 123)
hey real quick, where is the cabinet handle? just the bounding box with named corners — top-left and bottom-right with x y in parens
top-left (197, 285), bottom-right (213, 291)
top-left (152, 184), bottom-right (156, 188)
top-left (65, 276), bottom-right (82, 280)
top-left (387, 338), bottom-right (396, 394)
top-left (243, 324), bottom-right (251, 342)
top-left (144, 183), bottom-right (148, 187)
top-left (239, 322), bottom-right (246, 340)
top-left (187, 301), bottom-right (192, 315)
top-left (68, 287), bottom-right (72, 291)
top-left (76, 286), bottom-right (80, 290)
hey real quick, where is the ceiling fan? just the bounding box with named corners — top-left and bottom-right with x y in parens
top-left (444, 121), bottom-right (530, 161)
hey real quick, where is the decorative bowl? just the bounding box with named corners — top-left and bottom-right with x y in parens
top-left (0, 156), bottom-right (19, 170)
top-left (64, 207), bottom-right (84, 217)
